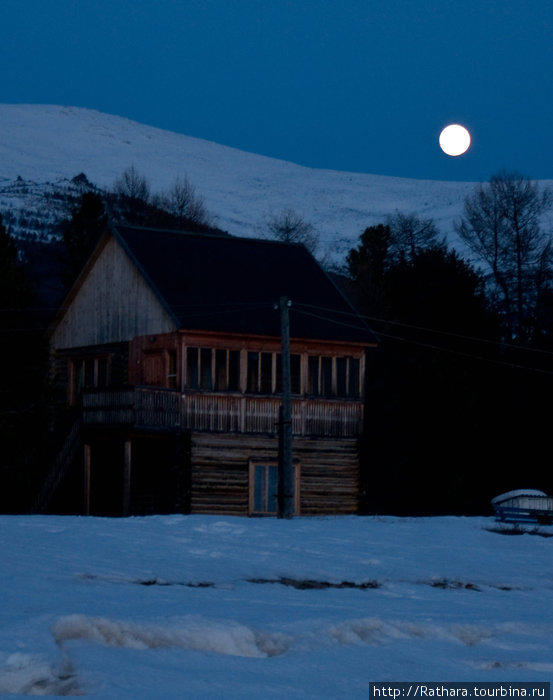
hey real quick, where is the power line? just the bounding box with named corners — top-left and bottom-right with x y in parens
top-left (291, 307), bottom-right (371, 334)
top-left (373, 329), bottom-right (553, 376)
top-left (3, 292), bottom-right (553, 375)
top-left (291, 306), bottom-right (553, 376)
top-left (293, 300), bottom-right (553, 359)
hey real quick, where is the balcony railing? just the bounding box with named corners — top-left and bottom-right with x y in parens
top-left (82, 386), bottom-right (364, 438)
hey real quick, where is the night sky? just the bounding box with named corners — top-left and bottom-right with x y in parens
top-left (2, 0), bottom-right (552, 182)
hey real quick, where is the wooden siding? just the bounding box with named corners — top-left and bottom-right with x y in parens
top-left (189, 432), bottom-right (359, 516)
top-left (51, 236), bottom-right (177, 350)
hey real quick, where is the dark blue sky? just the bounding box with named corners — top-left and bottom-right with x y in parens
top-left (2, 0), bottom-right (552, 181)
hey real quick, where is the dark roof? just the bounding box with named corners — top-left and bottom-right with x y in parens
top-left (113, 225), bottom-right (376, 344)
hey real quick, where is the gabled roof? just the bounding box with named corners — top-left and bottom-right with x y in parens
top-left (110, 225), bottom-right (375, 344)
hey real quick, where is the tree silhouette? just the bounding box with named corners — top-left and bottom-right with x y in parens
top-left (60, 191), bottom-right (107, 286)
top-left (456, 171), bottom-right (553, 341)
top-left (265, 208), bottom-right (319, 254)
top-left (0, 214), bottom-right (50, 511)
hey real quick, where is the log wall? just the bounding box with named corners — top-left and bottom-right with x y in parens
top-left (189, 432), bottom-right (359, 516)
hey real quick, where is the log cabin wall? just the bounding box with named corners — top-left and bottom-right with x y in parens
top-left (189, 432), bottom-right (359, 516)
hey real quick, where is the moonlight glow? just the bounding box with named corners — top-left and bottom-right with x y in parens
top-left (439, 124), bottom-right (471, 156)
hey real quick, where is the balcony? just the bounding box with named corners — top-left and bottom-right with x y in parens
top-left (82, 386), bottom-right (364, 438)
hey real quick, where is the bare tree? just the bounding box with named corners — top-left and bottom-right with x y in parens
top-left (156, 175), bottom-right (209, 226)
top-left (386, 212), bottom-right (442, 262)
top-left (456, 171), bottom-right (553, 339)
top-left (113, 165), bottom-right (150, 202)
top-left (265, 208), bottom-right (319, 254)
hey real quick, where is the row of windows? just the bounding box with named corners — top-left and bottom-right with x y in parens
top-left (185, 347), bottom-right (361, 398)
top-left (187, 348), bottom-right (241, 392)
top-left (70, 347), bottom-right (362, 400)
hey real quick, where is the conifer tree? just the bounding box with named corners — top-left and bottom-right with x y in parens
top-left (0, 214), bottom-right (49, 511)
top-left (60, 191), bottom-right (107, 286)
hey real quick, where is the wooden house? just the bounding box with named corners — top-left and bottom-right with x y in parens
top-left (38, 225), bottom-right (376, 516)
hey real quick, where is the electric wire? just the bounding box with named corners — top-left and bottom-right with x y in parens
top-left (3, 295), bottom-right (553, 375)
top-left (290, 307), bottom-right (553, 376)
top-left (293, 301), bottom-right (553, 358)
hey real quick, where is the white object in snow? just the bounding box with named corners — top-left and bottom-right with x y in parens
top-left (491, 489), bottom-right (553, 524)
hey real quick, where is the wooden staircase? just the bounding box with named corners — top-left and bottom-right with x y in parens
top-left (30, 416), bottom-right (83, 514)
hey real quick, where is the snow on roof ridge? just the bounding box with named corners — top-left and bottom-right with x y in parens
top-left (490, 488), bottom-right (549, 505)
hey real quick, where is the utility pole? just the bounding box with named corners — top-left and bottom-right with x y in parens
top-left (278, 296), bottom-right (294, 518)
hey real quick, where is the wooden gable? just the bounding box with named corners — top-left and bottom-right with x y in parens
top-left (51, 233), bottom-right (177, 350)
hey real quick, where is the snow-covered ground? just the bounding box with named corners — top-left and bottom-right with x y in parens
top-left (1, 515), bottom-right (552, 697)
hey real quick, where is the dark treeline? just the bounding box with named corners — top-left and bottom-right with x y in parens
top-left (1, 168), bottom-right (552, 515)
top-left (348, 174), bottom-right (553, 515)
top-left (0, 213), bottom-right (51, 510)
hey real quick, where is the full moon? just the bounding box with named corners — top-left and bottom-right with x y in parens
top-left (439, 124), bottom-right (471, 156)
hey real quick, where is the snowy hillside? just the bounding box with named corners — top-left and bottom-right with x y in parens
top-left (1, 514), bottom-right (552, 697)
top-left (0, 104), bottom-right (494, 261)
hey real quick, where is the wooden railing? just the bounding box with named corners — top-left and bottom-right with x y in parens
top-left (82, 387), bottom-right (363, 437)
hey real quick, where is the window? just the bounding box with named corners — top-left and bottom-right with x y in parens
top-left (336, 356), bottom-right (361, 398)
top-left (321, 357), bottom-right (333, 396)
top-left (308, 356), bottom-right (334, 396)
top-left (200, 348), bottom-right (213, 390)
top-left (307, 356), bottom-right (320, 396)
top-left (275, 353), bottom-right (301, 394)
top-left (260, 352), bottom-right (273, 394)
top-left (306, 355), bottom-right (361, 398)
top-left (70, 355), bottom-right (110, 403)
top-left (215, 349), bottom-right (227, 390)
top-left (251, 463), bottom-right (279, 515)
top-left (247, 352), bottom-right (259, 393)
top-left (228, 351), bottom-right (240, 391)
top-left (249, 461), bottom-right (300, 516)
top-left (186, 348), bottom-right (241, 392)
top-left (167, 351), bottom-right (177, 389)
top-left (214, 349), bottom-right (240, 391)
top-left (247, 352), bottom-right (301, 395)
top-left (290, 354), bottom-right (301, 395)
top-left (187, 348), bottom-right (199, 389)
top-left (185, 348), bottom-right (213, 390)
top-left (247, 351), bottom-right (274, 394)
top-left (348, 357), bottom-right (361, 398)
top-left (336, 357), bottom-right (347, 396)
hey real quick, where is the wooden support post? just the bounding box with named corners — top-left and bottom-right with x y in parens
top-left (123, 439), bottom-right (132, 517)
top-left (83, 443), bottom-right (91, 516)
top-left (278, 296), bottom-right (294, 519)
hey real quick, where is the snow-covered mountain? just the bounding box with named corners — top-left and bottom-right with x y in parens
top-left (0, 104), bottom-right (550, 261)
